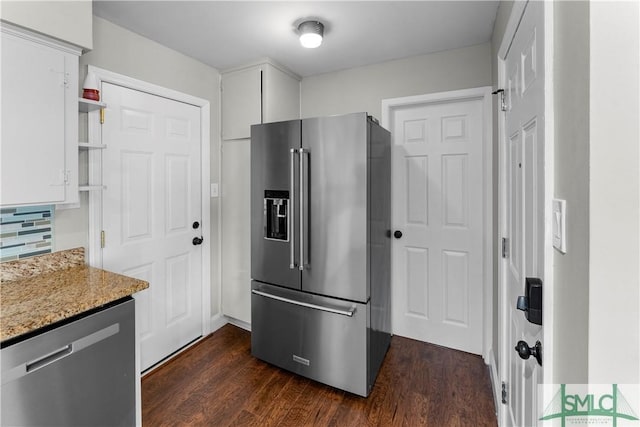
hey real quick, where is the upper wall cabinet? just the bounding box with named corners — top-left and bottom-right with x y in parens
top-left (1, 24), bottom-right (81, 207)
top-left (222, 67), bottom-right (262, 141)
top-left (221, 61), bottom-right (300, 140)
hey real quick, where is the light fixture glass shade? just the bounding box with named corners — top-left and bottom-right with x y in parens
top-left (300, 33), bottom-right (322, 48)
top-left (298, 20), bottom-right (324, 48)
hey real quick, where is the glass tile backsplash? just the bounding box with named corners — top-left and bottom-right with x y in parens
top-left (0, 206), bottom-right (54, 262)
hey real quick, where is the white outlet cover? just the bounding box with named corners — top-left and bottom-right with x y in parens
top-left (210, 183), bottom-right (219, 198)
top-left (552, 198), bottom-right (567, 253)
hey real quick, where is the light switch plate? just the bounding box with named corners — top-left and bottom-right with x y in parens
top-left (552, 198), bottom-right (566, 253)
top-left (210, 183), bottom-right (219, 198)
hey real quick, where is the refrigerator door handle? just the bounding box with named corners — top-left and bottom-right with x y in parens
top-left (299, 148), bottom-right (306, 271)
top-left (289, 148), bottom-right (297, 269)
top-left (252, 289), bottom-right (356, 317)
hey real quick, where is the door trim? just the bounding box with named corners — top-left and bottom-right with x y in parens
top-left (496, 1), bottom-right (555, 425)
top-left (381, 86), bottom-right (493, 362)
top-left (85, 66), bottom-right (211, 426)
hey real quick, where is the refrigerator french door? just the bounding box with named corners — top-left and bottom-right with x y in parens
top-left (250, 112), bottom-right (391, 397)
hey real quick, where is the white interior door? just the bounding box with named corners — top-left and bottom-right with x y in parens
top-left (391, 96), bottom-right (485, 355)
top-left (101, 82), bottom-right (203, 371)
top-left (501, 1), bottom-right (545, 425)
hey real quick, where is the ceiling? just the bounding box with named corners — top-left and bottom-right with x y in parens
top-left (93, 1), bottom-right (500, 77)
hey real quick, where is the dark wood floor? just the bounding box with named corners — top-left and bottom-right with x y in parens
top-left (142, 325), bottom-right (497, 426)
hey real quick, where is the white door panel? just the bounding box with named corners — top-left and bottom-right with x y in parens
top-left (501, 2), bottom-right (545, 426)
top-left (391, 98), bottom-right (485, 355)
top-left (101, 82), bottom-right (203, 371)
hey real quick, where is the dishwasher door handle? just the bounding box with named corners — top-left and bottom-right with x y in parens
top-left (252, 289), bottom-right (356, 317)
top-left (26, 344), bottom-right (72, 373)
top-left (2, 323), bottom-right (120, 384)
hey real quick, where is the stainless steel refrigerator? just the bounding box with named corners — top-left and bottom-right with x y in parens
top-left (250, 112), bottom-right (391, 397)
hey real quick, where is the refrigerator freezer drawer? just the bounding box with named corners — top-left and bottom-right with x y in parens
top-left (251, 281), bottom-right (371, 396)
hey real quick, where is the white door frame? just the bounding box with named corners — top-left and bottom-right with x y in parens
top-left (382, 86), bottom-right (494, 362)
top-left (497, 1), bottom-right (555, 425)
top-left (86, 65), bottom-right (212, 335)
top-left (84, 66), bottom-right (212, 425)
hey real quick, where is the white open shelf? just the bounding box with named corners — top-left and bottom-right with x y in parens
top-left (78, 97), bottom-right (107, 193)
top-left (78, 98), bottom-right (106, 113)
top-left (78, 142), bottom-right (107, 149)
top-left (79, 185), bottom-right (106, 192)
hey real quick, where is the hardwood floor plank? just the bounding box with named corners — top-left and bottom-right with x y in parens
top-left (226, 409), bottom-right (260, 427)
top-left (142, 325), bottom-right (497, 426)
top-left (142, 327), bottom-right (245, 393)
top-left (142, 326), bottom-right (251, 425)
top-left (327, 393), bottom-right (371, 427)
top-left (300, 385), bottom-right (345, 426)
top-left (200, 359), bottom-right (272, 426)
top-left (241, 367), bottom-right (293, 417)
top-left (256, 372), bottom-right (311, 426)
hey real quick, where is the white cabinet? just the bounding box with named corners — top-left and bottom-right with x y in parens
top-left (261, 63), bottom-right (301, 124)
top-left (220, 60), bottom-right (300, 324)
top-left (0, 24), bottom-right (81, 207)
top-left (221, 68), bottom-right (262, 140)
top-left (221, 138), bottom-right (251, 322)
top-left (221, 61), bottom-right (300, 140)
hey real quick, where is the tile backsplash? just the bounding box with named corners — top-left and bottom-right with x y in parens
top-left (0, 206), bottom-right (54, 262)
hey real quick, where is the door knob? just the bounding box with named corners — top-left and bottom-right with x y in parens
top-left (515, 340), bottom-right (542, 366)
top-left (192, 236), bottom-right (204, 245)
top-left (393, 230), bottom-right (403, 239)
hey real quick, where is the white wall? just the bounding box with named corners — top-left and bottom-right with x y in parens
top-left (0, 1), bottom-right (92, 49)
top-left (55, 16), bottom-right (222, 317)
top-left (552, 0), bottom-right (590, 384)
top-left (301, 43), bottom-right (492, 120)
top-left (588, 1), bottom-right (639, 384)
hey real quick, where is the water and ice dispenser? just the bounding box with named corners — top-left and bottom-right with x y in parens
top-left (264, 190), bottom-right (289, 241)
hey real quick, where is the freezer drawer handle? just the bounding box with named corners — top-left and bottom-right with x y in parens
top-left (252, 289), bottom-right (356, 317)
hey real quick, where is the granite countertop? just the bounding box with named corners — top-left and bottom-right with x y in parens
top-left (0, 248), bottom-right (148, 342)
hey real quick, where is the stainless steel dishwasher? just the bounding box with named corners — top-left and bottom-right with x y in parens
top-left (1, 297), bottom-right (136, 426)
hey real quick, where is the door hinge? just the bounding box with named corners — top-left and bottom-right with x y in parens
top-left (501, 237), bottom-right (509, 258)
top-left (501, 381), bottom-right (508, 404)
top-left (492, 88), bottom-right (506, 112)
top-left (99, 108), bottom-right (105, 124)
top-left (100, 230), bottom-right (105, 248)
top-left (57, 169), bottom-right (70, 186)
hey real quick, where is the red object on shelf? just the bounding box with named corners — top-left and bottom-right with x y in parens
top-left (82, 88), bottom-right (100, 101)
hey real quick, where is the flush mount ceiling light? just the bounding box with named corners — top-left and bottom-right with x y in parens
top-left (298, 20), bottom-right (324, 48)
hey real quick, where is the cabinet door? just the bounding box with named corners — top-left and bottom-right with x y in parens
top-left (1, 31), bottom-right (67, 206)
top-left (221, 67), bottom-right (261, 140)
top-left (262, 64), bottom-right (300, 123)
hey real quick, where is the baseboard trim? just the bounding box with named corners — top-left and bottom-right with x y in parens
top-left (225, 316), bottom-right (251, 332)
top-left (488, 348), bottom-right (501, 421)
top-left (209, 313), bottom-right (228, 333)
